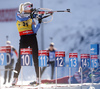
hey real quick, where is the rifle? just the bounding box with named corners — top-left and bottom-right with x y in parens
top-left (31, 8), bottom-right (71, 23)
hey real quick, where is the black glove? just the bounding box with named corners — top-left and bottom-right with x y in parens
top-left (30, 8), bottom-right (37, 19)
top-left (30, 13), bottom-right (33, 19)
top-left (38, 18), bottom-right (42, 23)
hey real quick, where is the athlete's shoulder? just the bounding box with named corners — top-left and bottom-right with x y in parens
top-left (16, 11), bottom-right (22, 20)
top-left (48, 48), bottom-right (56, 52)
top-left (11, 46), bottom-right (16, 51)
top-left (54, 48), bottom-right (57, 51)
top-left (16, 11), bottom-right (30, 21)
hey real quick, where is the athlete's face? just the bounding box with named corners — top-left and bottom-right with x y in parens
top-left (24, 10), bottom-right (32, 13)
top-left (50, 45), bottom-right (54, 51)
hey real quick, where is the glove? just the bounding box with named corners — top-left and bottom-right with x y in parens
top-left (38, 18), bottom-right (42, 23)
top-left (50, 12), bottom-right (53, 15)
top-left (30, 13), bottom-right (33, 19)
top-left (38, 15), bottom-right (42, 23)
top-left (30, 13), bottom-right (38, 19)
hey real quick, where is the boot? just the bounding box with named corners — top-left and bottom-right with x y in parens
top-left (30, 78), bottom-right (40, 85)
top-left (12, 78), bottom-right (18, 86)
top-left (3, 80), bottom-right (6, 85)
top-left (8, 79), bottom-right (10, 83)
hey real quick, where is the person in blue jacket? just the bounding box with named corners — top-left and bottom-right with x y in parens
top-left (30, 42), bottom-right (56, 85)
top-left (12, 2), bottom-right (42, 85)
top-left (41, 42), bottom-right (56, 79)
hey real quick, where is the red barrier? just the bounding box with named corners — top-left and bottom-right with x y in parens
top-left (41, 76), bottom-right (69, 84)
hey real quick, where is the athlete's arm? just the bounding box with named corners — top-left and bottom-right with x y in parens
top-left (12, 47), bottom-right (18, 58)
top-left (32, 15), bottom-right (42, 33)
top-left (32, 19), bottom-right (40, 33)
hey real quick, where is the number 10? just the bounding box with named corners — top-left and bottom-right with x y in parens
top-left (21, 55), bottom-right (30, 66)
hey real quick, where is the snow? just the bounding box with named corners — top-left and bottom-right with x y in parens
top-left (1, 82), bottom-right (100, 89)
top-left (0, 0), bottom-right (100, 88)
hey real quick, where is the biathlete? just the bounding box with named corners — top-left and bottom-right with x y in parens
top-left (41, 42), bottom-right (56, 79)
top-left (3, 41), bottom-right (18, 84)
top-left (30, 42), bottom-right (56, 85)
top-left (12, 2), bottom-right (42, 85)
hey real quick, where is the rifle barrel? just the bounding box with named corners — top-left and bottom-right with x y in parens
top-left (53, 10), bottom-right (70, 12)
top-left (36, 9), bottom-right (70, 15)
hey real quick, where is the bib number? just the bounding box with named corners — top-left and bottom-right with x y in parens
top-left (49, 52), bottom-right (55, 61)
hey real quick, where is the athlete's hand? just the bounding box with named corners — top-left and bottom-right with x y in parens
top-left (30, 13), bottom-right (33, 19)
top-left (38, 18), bottom-right (42, 23)
top-left (38, 15), bottom-right (42, 23)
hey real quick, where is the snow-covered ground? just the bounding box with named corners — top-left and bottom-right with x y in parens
top-left (0, 0), bottom-right (100, 88)
top-left (1, 82), bottom-right (100, 89)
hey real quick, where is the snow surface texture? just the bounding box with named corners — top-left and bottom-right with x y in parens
top-left (1, 83), bottom-right (100, 89)
top-left (0, 0), bottom-right (100, 86)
